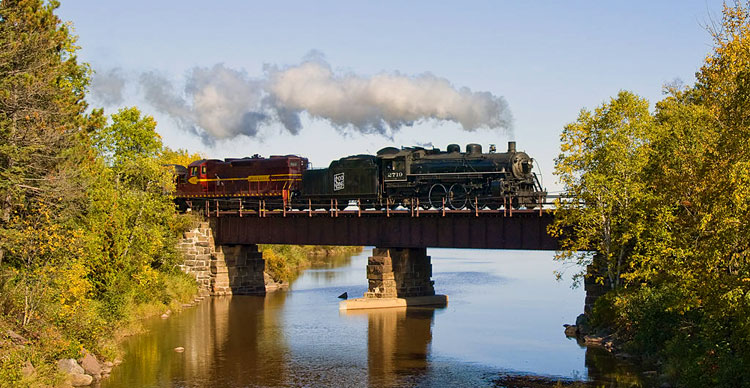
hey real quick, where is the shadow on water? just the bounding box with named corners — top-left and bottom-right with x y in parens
top-left (102, 248), bottom-right (656, 387)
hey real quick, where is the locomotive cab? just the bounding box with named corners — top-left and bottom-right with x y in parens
top-left (187, 160), bottom-right (216, 192)
top-left (382, 156), bottom-right (407, 182)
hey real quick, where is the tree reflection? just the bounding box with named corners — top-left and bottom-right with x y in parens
top-left (103, 293), bottom-right (290, 387)
top-left (584, 345), bottom-right (646, 387)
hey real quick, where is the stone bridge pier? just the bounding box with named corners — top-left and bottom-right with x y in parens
top-left (341, 247), bottom-right (448, 310)
top-left (178, 222), bottom-right (269, 296)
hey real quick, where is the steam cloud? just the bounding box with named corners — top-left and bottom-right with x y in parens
top-left (105, 57), bottom-right (513, 143)
top-left (90, 68), bottom-right (126, 106)
top-left (139, 66), bottom-right (268, 143)
top-left (266, 61), bottom-right (513, 135)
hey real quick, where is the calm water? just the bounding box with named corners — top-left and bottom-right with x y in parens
top-left (101, 249), bottom-right (645, 387)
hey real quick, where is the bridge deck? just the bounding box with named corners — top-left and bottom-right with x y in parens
top-left (209, 209), bottom-right (559, 250)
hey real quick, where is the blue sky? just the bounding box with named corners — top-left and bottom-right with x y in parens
top-left (58, 1), bottom-right (725, 192)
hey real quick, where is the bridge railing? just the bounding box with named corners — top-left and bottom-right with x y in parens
top-left (188, 193), bottom-right (578, 218)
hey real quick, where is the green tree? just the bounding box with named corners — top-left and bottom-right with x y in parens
top-left (552, 4), bottom-right (750, 385)
top-left (550, 91), bottom-right (654, 289)
top-left (0, 0), bottom-right (91, 332)
top-left (160, 146), bottom-right (204, 168)
top-left (84, 107), bottom-right (188, 314)
top-left (0, 0), bottom-right (90, 263)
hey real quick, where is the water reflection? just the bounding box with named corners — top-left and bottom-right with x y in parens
top-left (103, 248), bottom-right (653, 388)
top-left (207, 294), bottom-right (289, 386)
top-left (103, 294), bottom-right (290, 388)
top-left (584, 347), bottom-right (645, 387)
top-left (300, 253), bottom-right (356, 284)
top-left (343, 307), bottom-right (437, 387)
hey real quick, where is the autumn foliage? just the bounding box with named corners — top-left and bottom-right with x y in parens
top-left (0, 1), bottom-right (197, 386)
top-left (552, 2), bottom-right (750, 386)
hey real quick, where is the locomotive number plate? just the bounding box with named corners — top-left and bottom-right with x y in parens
top-left (333, 173), bottom-right (345, 191)
top-left (386, 171), bottom-right (404, 179)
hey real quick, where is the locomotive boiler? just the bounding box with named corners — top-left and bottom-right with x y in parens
top-left (301, 141), bottom-right (545, 209)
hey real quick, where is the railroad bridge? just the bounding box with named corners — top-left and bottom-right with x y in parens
top-left (178, 205), bottom-right (561, 309)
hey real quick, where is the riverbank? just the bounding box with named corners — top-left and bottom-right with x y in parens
top-left (261, 244), bottom-right (363, 283)
top-left (0, 270), bottom-right (199, 388)
top-left (0, 243), bottom-right (361, 387)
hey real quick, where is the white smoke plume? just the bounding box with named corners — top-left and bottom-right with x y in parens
top-left (139, 66), bottom-right (268, 143)
top-left (90, 68), bottom-right (126, 106)
top-left (266, 60), bottom-right (513, 135)
top-left (129, 57), bottom-right (513, 143)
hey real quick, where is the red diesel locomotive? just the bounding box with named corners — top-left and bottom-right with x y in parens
top-left (174, 154), bottom-right (308, 210)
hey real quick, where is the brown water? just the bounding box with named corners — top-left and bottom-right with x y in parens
top-left (101, 249), bottom-right (646, 387)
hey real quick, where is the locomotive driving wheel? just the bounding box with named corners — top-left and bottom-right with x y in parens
top-left (469, 195), bottom-right (487, 210)
top-left (448, 183), bottom-right (468, 209)
top-left (428, 184), bottom-right (447, 209)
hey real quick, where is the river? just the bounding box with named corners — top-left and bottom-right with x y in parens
top-left (101, 248), bottom-right (646, 387)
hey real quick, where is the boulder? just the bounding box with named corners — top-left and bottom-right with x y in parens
top-left (101, 361), bottom-right (113, 375)
top-left (21, 361), bottom-right (35, 377)
top-left (57, 359), bottom-right (85, 375)
top-left (563, 324), bottom-right (578, 337)
top-left (575, 313), bottom-right (591, 335)
top-left (583, 335), bottom-right (603, 346)
top-left (6, 330), bottom-right (27, 345)
top-left (80, 352), bottom-right (102, 379)
top-left (70, 373), bottom-right (93, 386)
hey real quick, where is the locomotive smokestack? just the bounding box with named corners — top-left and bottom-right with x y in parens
top-left (508, 141), bottom-right (516, 153)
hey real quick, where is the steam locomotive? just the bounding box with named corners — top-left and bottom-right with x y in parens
top-left (174, 141), bottom-right (545, 211)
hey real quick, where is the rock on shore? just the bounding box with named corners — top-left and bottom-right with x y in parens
top-left (57, 358), bottom-right (92, 386)
top-left (56, 350), bottom-right (114, 387)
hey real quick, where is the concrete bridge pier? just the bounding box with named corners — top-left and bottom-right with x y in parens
top-left (341, 247), bottom-right (448, 310)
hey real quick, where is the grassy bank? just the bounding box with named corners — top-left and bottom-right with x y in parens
top-left (0, 268), bottom-right (199, 387)
top-left (261, 245), bottom-right (364, 283)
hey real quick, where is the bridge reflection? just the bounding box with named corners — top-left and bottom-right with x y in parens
top-left (343, 307), bottom-right (436, 387)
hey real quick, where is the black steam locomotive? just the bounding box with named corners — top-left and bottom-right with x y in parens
top-left (300, 141), bottom-right (545, 209)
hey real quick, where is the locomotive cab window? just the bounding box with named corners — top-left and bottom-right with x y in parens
top-left (384, 158), bottom-right (406, 180)
top-left (190, 167), bottom-right (198, 176)
top-left (290, 161), bottom-right (299, 167)
top-left (201, 166), bottom-right (207, 175)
